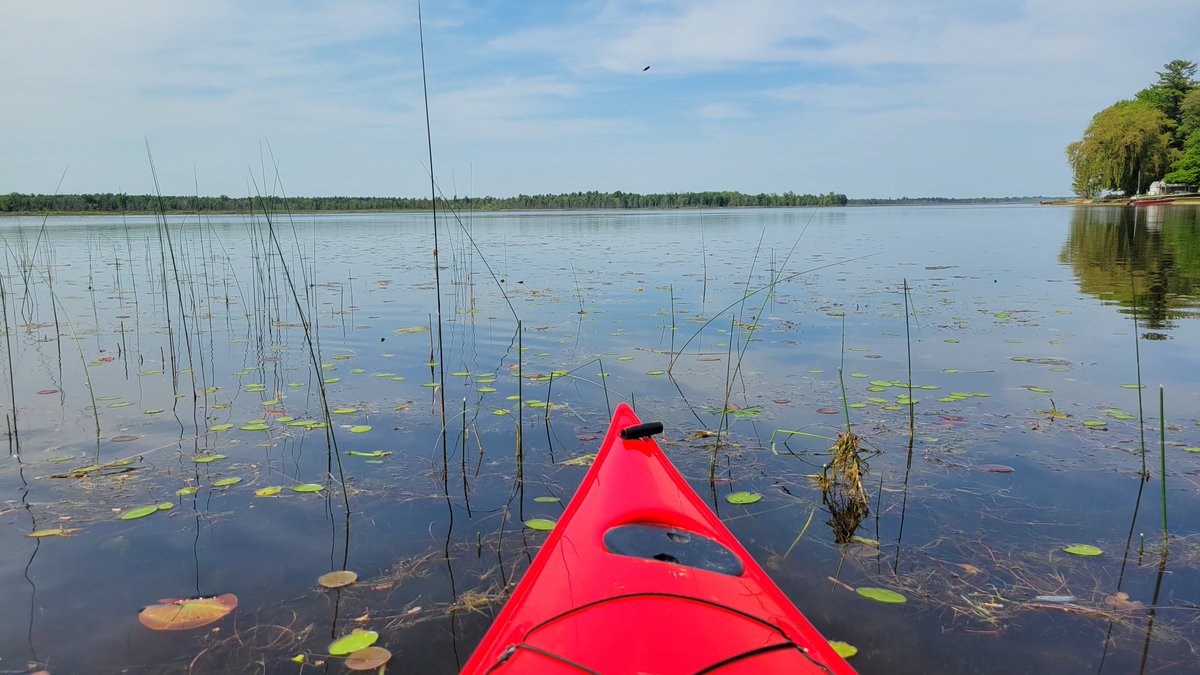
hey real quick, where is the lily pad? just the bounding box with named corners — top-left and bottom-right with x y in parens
top-left (533, 496), bottom-right (561, 503)
top-left (855, 587), bottom-right (907, 604)
top-left (345, 646), bottom-right (392, 671)
top-left (193, 455), bottom-right (226, 464)
top-left (292, 483), bottom-right (324, 493)
top-left (318, 570), bottom-right (358, 589)
top-left (646, 370), bottom-right (665, 376)
top-left (120, 505), bottom-right (160, 520)
top-left (828, 641), bottom-right (858, 658)
top-left (348, 450), bottom-right (391, 457)
top-left (332, 408), bottom-right (358, 414)
top-left (27, 528), bottom-right (83, 537)
top-left (1063, 544), bottom-right (1103, 557)
top-left (176, 486), bottom-right (199, 496)
top-left (349, 425), bottom-right (372, 433)
top-left (524, 518), bottom-right (556, 531)
top-left (212, 477), bottom-right (242, 487)
top-left (330, 629), bottom-right (379, 656)
top-left (138, 593), bottom-right (238, 631)
top-left (255, 486), bottom-right (283, 497)
top-left (240, 423), bottom-right (270, 431)
top-left (725, 491), bottom-right (762, 505)
top-left (1120, 384), bottom-right (1145, 390)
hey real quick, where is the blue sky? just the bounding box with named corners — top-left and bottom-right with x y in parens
top-left (3, 0), bottom-right (1198, 198)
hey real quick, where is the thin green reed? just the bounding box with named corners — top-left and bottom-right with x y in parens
top-left (903, 279), bottom-right (914, 440)
top-left (1159, 385), bottom-right (1167, 549)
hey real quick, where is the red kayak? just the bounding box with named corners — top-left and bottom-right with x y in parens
top-left (462, 403), bottom-right (856, 674)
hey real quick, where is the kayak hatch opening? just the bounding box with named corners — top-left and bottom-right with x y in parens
top-left (619, 421), bottom-right (663, 440)
top-left (604, 523), bottom-right (744, 576)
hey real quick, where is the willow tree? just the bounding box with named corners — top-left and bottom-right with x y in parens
top-left (1066, 100), bottom-right (1172, 196)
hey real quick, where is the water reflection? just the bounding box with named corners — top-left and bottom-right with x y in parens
top-left (1061, 205), bottom-right (1200, 332)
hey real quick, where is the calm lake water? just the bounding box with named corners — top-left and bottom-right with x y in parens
top-left (1, 204), bottom-right (1199, 674)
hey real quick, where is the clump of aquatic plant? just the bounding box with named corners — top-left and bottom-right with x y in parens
top-left (818, 428), bottom-right (870, 544)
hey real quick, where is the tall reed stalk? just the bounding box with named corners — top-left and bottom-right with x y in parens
top-left (1158, 385), bottom-right (1167, 550)
top-left (903, 279), bottom-right (914, 440)
top-left (417, 0), bottom-right (449, 485)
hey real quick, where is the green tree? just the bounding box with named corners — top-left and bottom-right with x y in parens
top-left (1066, 100), bottom-right (1172, 196)
top-left (1163, 132), bottom-right (1200, 184)
top-left (1179, 88), bottom-right (1200, 140)
top-left (1135, 59), bottom-right (1197, 146)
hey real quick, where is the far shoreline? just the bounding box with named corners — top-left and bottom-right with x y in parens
top-left (0, 198), bottom-right (1060, 218)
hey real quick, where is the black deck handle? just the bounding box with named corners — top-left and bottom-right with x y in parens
top-left (620, 422), bottom-right (663, 440)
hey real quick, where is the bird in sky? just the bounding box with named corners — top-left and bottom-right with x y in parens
top-left (642, 66), bottom-right (650, 71)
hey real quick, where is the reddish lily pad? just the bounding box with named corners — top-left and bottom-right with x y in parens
top-left (138, 593), bottom-right (238, 631)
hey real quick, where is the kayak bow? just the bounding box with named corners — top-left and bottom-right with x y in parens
top-left (461, 403), bottom-right (856, 674)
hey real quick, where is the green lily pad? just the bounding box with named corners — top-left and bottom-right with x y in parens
top-left (193, 455), bottom-right (226, 464)
top-left (726, 491), bottom-right (762, 505)
top-left (240, 423), bottom-right (270, 431)
top-left (849, 373), bottom-right (868, 378)
top-left (1121, 384), bottom-right (1145, 389)
top-left (856, 587), bottom-right (907, 603)
top-left (212, 477), bottom-right (242, 487)
top-left (533, 496), bottom-right (561, 503)
top-left (144, 409), bottom-right (164, 414)
top-left (157, 502), bottom-right (174, 511)
top-left (329, 629), bottom-right (379, 656)
top-left (107, 402), bottom-right (132, 408)
top-left (120, 505), bottom-right (160, 520)
top-left (477, 387), bottom-right (497, 393)
top-left (1082, 420), bottom-right (1107, 427)
top-left (176, 486), bottom-right (199, 496)
top-left (292, 483), bottom-right (324, 493)
top-left (255, 486), bottom-right (283, 497)
top-left (332, 408), bottom-right (358, 414)
top-left (524, 518), bottom-right (556, 531)
top-left (1063, 544), bottom-right (1103, 557)
top-left (210, 422), bottom-right (234, 431)
top-left (828, 641), bottom-right (858, 658)
top-left (348, 450), bottom-right (391, 457)
top-left (349, 425), bottom-right (372, 433)
top-left (646, 370), bottom-right (665, 376)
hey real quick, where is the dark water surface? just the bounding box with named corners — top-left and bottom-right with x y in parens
top-left (2, 205), bottom-right (1199, 673)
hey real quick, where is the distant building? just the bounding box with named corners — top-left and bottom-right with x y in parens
top-left (1147, 180), bottom-right (1197, 195)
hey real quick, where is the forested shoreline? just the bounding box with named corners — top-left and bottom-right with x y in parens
top-left (0, 191), bottom-right (1047, 215)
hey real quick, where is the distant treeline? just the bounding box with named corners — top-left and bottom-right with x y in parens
top-left (0, 191), bottom-right (1053, 215)
top-left (0, 190), bottom-right (849, 214)
top-left (847, 196), bottom-right (1049, 205)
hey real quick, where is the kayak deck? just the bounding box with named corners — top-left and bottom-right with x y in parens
top-left (461, 403), bottom-right (855, 674)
